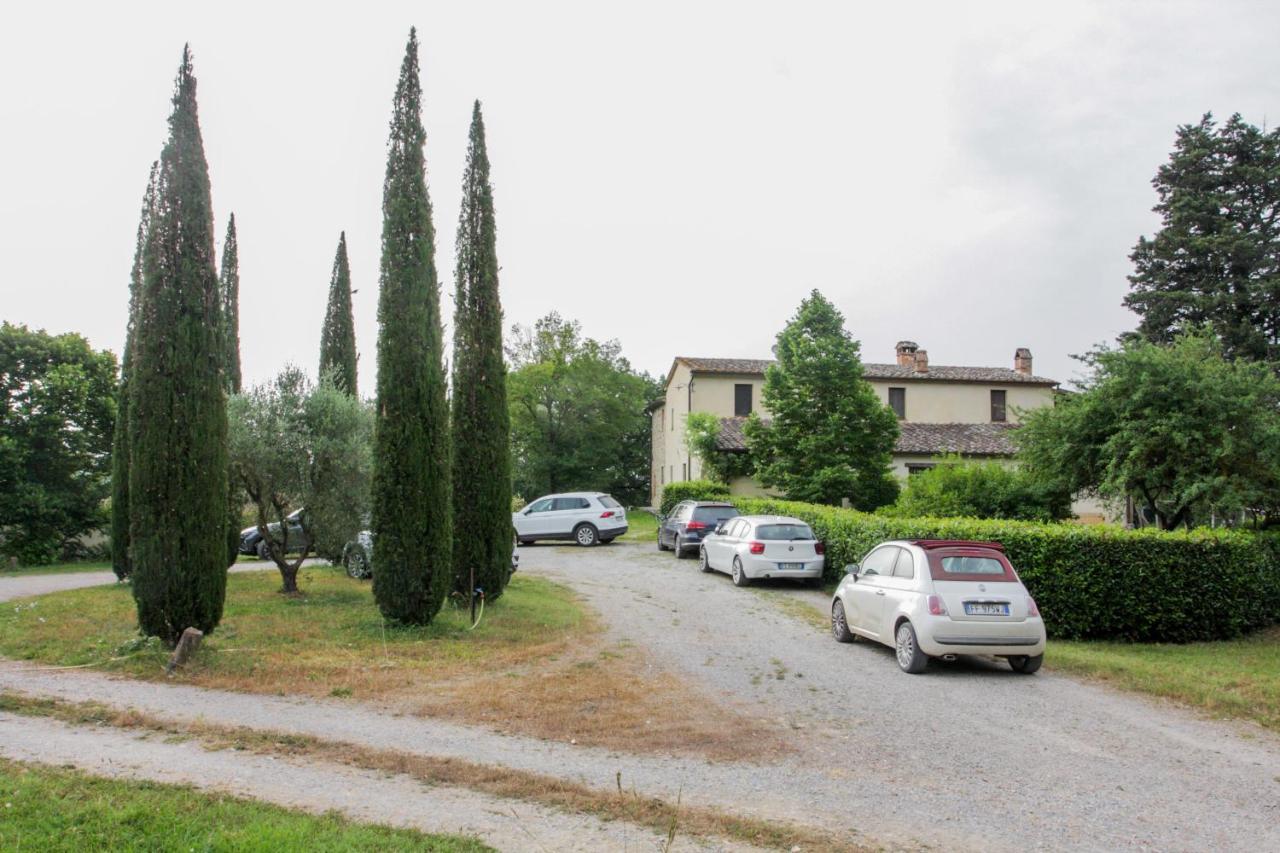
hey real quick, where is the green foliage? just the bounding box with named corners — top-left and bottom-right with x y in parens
top-left (127, 46), bottom-right (229, 645)
top-left (883, 456), bottom-right (1071, 522)
top-left (318, 231), bottom-right (358, 396)
top-left (229, 368), bottom-right (373, 592)
top-left (745, 290), bottom-right (899, 509)
top-left (219, 213), bottom-right (243, 569)
top-left (371, 30), bottom-right (452, 625)
top-left (658, 480), bottom-right (730, 516)
top-left (1125, 113), bottom-right (1280, 365)
top-left (731, 495), bottom-right (1280, 642)
top-left (451, 102), bottom-right (513, 602)
top-left (0, 324), bottom-right (117, 565)
top-left (685, 412), bottom-right (753, 484)
top-left (1017, 332), bottom-right (1280, 529)
top-left (507, 313), bottom-right (659, 505)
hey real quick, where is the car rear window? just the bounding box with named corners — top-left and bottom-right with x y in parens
top-left (939, 556), bottom-right (1006, 575)
top-left (754, 523), bottom-right (814, 540)
top-left (927, 549), bottom-right (1018, 582)
top-left (598, 496), bottom-right (621, 508)
top-left (693, 506), bottom-right (738, 522)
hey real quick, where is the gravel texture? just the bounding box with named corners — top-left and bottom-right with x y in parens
top-left (0, 560), bottom-right (280, 603)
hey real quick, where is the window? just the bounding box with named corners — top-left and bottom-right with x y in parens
top-left (892, 549), bottom-right (915, 579)
top-left (598, 495), bottom-right (622, 509)
top-left (906, 463), bottom-right (936, 476)
top-left (755, 523), bottom-right (815, 540)
top-left (860, 546), bottom-right (899, 576)
top-left (888, 387), bottom-right (906, 419)
top-left (940, 556), bottom-right (1006, 575)
top-left (728, 519), bottom-right (748, 538)
top-left (682, 462), bottom-right (688, 480)
top-left (552, 497), bottom-right (590, 511)
top-left (527, 498), bottom-right (553, 513)
top-left (991, 389), bottom-right (1007, 422)
top-left (692, 506), bottom-right (738, 524)
top-left (734, 384), bottom-right (753, 416)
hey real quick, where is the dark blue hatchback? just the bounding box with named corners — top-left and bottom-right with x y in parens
top-left (658, 501), bottom-right (739, 559)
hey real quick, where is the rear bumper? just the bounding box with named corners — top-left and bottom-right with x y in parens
top-left (920, 618), bottom-right (1046, 657)
top-left (740, 555), bottom-right (824, 579)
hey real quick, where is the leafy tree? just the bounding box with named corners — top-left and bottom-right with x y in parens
top-left (1125, 114), bottom-right (1280, 365)
top-left (318, 231), bottom-right (358, 396)
top-left (228, 367), bottom-right (373, 593)
top-left (127, 46), bottom-right (229, 645)
top-left (881, 456), bottom-right (1071, 522)
top-left (370, 29), bottom-right (452, 625)
top-left (110, 165), bottom-right (157, 579)
top-left (219, 214), bottom-right (243, 569)
top-left (745, 290), bottom-right (899, 509)
top-left (451, 102), bottom-right (512, 602)
top-left (0, 324), bottom-right (117, 565)
top-left (685, 411), bottom-right (753, 484)
top-left (507, 313), bottom-right (659, 505)
top-left (1016, 332), bottom-right (1280, 529)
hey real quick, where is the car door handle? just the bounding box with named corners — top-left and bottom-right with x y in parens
top-left (875, 590), bottom-right (886, 596)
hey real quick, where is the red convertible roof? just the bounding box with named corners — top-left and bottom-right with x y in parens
top-left (909, 539), bottom-right (1005, 552)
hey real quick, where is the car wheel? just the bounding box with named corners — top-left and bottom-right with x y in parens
top-left (256, 540), bottom-right (270, 561)
top-left (831, 599), bottom-right (856, 643)
top-left (1008, 654), bottom-right (1044, 674)
top-left (345, 549), bottom-right (371, 580)
top-left (675, 538), bottom-right (691, 559)
top-left (731, 557), bottom-right (750, 587)
top-left (656, 532), bottom-right (669, 551)
top-left (894, 621), bottom-right (928, 674)
top-left (574, 524), bottom-right (598, 547)
top-left (698, 547), bottom-right (713, 573)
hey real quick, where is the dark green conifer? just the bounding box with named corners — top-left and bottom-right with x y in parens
top-left (128, 46), bottom-right (228, 644)
top-left (220, 214), bottom-right (243, 567)
top-left (110, 165), bottom-right (157, 580)
top-left (451, 102), bottom-right (512, 602)
top-left (370, 29), bottom-right (452, 625)
top-left (319, 232), bottom-right (358, 395)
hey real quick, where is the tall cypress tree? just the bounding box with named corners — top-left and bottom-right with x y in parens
top-left (319, 232), bottom-right (358, 395)
top-left (220, 214), bottom-right (243, 567)
top-left (370, 29), bottom-right (452, 625)
top-left (451, 102), bottom-right (512, 602)
top-left (128, 46), bottom-right (228, 644)
top-left (109, 164), bottom-right (157, 581)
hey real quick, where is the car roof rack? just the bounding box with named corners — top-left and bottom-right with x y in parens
top-left (909, 539), bottom-right (1005, 552)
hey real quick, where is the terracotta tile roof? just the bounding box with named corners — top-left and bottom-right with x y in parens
top-left (716, 417), bottom-right (1018, 457)
top-left (674, 356), bottom-right (1057, 386)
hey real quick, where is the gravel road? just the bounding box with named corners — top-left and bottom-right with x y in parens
top-left (0, 560), bottom-right (281, 603)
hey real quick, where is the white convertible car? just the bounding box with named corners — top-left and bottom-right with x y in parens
top-left (830, 539), bottom-right (1046, 674)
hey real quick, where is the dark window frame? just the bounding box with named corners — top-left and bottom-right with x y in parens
top-left (888, 387), bottom-right (906, 419)
top-left (991, 389), bottom-right (1007, 422)
top-left (734, 384), bottom-right (753, 417)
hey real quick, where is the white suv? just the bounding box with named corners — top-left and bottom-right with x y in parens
top-left (513, 492), bottom-right (628, 546)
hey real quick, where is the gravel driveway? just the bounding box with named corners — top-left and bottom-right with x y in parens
top-left (0, 560), bottom-right (291, 603)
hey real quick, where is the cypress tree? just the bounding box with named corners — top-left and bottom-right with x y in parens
top-left (220, 214), bottom-right (243, 568)
top-left (370, 29), bottom-right (452, 625)
top-left (109, 164), bottom-right (157, 581)
top-left (128, 46), bottom-right (228, 644)
top-left (451, 102), bottom-right (512, 602)
top-left (318, 232), bottom-right (358, 395)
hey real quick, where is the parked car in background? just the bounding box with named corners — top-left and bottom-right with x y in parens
top-left (239, 508), bottom-right (310, 560)
top-left (659, 501), bottom-right (740, 558)
top-left (343, 530), bottom-right (519, 580)
top-left (513, 492), bottom-right (627, 546)
top-left (830, 539), bottom-right (1046, 674)
top-left (698, 515), bottom-right (825, 586)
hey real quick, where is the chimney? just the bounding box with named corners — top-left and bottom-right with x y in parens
top-left (895, 340), bottom-right (919, 367)
top-left (914, 349), bottom-right (929, 373)
top-left (1014, 347), bottom-right (1033, 376)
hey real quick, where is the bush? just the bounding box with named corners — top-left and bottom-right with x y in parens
top-left (659, 480), bottom-right (730, 516)
top-left (732, 496), bottom-right (1280, 642)
top-left (883, 457), bottom-right (1071, 522)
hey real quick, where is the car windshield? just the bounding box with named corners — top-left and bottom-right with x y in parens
top-left (598, 495), bottom-right (622, 508)
top-left (693, 507), bottom-right (738, 522)
top-left (754, 523), bottom-right (814, 540)
top-left (939, 556), bottom-right (1006, 575)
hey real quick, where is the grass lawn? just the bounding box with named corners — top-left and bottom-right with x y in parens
top-left (0, 757), bottom-right (489, 851)
top-left (0, 560), bottom-right (111, 578)
top-left (619, 508), bottom-right (658, 542)
top-left (1049, 627), bottom-right (1280, 731)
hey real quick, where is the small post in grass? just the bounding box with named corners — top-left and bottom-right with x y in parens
top-left (469, 562), bottom-right (476, 624)
top-left (165, 627), bottom-right (204, 675)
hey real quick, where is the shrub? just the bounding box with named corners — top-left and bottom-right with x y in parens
top-left (732, 496), bottom-right (1280, 642)
top-left (883, 457), bottom-right (1071, 522)
top-left (659, 480), bottom-right (730, 516)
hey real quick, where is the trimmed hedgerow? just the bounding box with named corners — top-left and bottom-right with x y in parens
top-left (730, 496), bottom-right (1280, 643)
top-left (658, 480), bottom-right (731, 516)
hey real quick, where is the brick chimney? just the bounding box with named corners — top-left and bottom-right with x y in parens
top-left (914, 349), bottom-right (929, 373)
top-left (1014, 347), bottom-right (1033, 376)
top-left (895, 341), bottom-right (918, 367)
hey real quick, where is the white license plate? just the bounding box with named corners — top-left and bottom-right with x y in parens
top-left (778, 562), bottom-right (803, 570)
top-left (964, 602), bottom-right (1009, 616)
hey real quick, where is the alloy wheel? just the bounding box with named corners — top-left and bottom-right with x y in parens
top-left (895, 624), bottom-right (915, 669)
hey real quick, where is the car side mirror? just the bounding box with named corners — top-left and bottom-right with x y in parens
top-left (845, 563), bottom-right (860, 579)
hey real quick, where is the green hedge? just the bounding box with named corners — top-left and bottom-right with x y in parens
top-left (728, 496), bottom-right (1280, 643)
top-left (658, 480), bottom-right (730, 516)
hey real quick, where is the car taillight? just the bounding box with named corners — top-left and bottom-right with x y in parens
top-left (1026, 596), bottom-right (1040, 617)
top-left (927, 594), bottom-right (947, 616)
top-left (600, 511), bottom-right (615, 518)
top-left (749, 541), bottom-right (765, 555)
top-left (815, 541), bottom-right (825, 555)
top-left (685, 520), bottom-right (707, 531)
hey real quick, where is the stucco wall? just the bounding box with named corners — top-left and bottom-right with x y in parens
top-left (868, 381), bottom-right (1052, 425)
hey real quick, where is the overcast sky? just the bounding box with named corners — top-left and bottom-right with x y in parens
top-left (3, 1), bottom-right (1278, 391)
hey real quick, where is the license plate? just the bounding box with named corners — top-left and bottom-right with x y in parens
top-left (964, 602), bottom-right (1009, 616)
top-left (778, 562), bottom-right (803, 570)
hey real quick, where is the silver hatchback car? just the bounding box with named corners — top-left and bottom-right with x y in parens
top-left (698, 515), bottom-right (825, 586)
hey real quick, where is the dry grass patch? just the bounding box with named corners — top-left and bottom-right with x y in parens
top-left (0, 565), bottom-right (783, 759)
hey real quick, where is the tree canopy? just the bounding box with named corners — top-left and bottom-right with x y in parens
top-left (745, 290), bottom-right (899, 509)
top-left (318, 231), bottom-right (358, 396)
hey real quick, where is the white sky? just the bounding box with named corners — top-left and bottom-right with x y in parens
top-left (3, 1), bottom-right (1278, 392)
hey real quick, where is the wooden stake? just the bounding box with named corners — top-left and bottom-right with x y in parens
top-left (165, 627), bottom-right (204, 675)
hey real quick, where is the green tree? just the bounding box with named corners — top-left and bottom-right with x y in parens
top-left (370, 29), bottom-right (452, 625)
top-left (1017, 333), bottom-right (1280, 529)
top-left (0, 324), bottom-right (117, 565)
top-left (127, 46), bottom-right (229, 645)
top-left (318, 231), bottom-right (358, 396)
top-left (219, 214), bottom-right (243, 568)
top-left (684, 411), bottom-right (753, 484)
top-left (744, 290), bottom-right (899, 509)
top-left (1125, 114), bottom-right (1280, 365)
top-left (507, 313), bottom-right (658, 504)
top-left (110, 165), bottom-right (157, 579)
top-left (451, 102), bottom-right (513, 602)
top-left (228, 367), bottom-right (373, 593)
top-left (882, 456), bottom-right (1071, 522)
